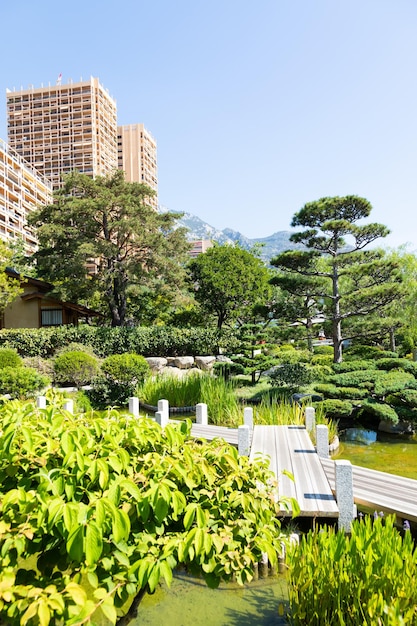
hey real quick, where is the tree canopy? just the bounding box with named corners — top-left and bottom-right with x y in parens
top-left (271, 196), bottom-right (402, 362)
top-left (28, 171), bottom-right (191, 327)
top-left (0, 240), bottom-right (23, 314)
top-left (188, 244), bottom-right (271, 329)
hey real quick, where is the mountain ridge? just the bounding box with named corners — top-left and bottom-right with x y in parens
top-left (159, 206), bottom-right (301, 262)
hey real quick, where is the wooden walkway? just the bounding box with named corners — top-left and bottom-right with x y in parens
top-left (320, 457), bottom-right (417, 523)
top-left (190, 423), bottom-right (239, 446)
top-left (250, 425), bottom-right (339, 518)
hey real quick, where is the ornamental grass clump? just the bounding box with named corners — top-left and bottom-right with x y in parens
top-left (287, 514), bottom-right (417, 625)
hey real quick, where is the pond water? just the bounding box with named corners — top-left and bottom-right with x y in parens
top-left (133, 571), bottom-right (289, 626)
top-left (332, 429), bottom-right (417, 479)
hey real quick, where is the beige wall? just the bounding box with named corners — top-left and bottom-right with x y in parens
top-left (3, 295), bottom-right (39, 328)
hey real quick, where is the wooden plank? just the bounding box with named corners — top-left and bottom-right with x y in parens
top-left (320, 458), bottom-right (417, 523)
top-left (190, 423), bottom-right (239, 445)
top-left (250, 425), bottom-right (338, 517)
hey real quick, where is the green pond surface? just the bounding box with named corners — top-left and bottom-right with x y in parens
top-left (133, 571), bottom-right (289, 626)
top-left (332, 430), bottom-right (417, 479)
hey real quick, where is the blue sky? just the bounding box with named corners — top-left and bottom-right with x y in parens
top-left (1, 0), bottom-right (417, 250)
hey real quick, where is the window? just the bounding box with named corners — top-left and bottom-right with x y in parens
top-left (41, 309), bottom-right (62, 326)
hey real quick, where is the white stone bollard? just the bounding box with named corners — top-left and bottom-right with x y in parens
top-left (155, 410), bottom-right (169, 427)
top-left (36, 396), bottom-right (47, 409)
top-left (238, 424), bottom-right (250, 456)
top-left (316, 424), bottom-right (329, 458)
top-left (335, 459), bottom-right (355, 532)
top-left (305, 406), bottom-right (316, 433)
top-left (243, 407), bottom-right (254, 431)
top-left (157, 399), bottom-right (169, 422)
top-left (63, 399), bottom-right (74, 414)
top-left (196, 403), bottom-right (208, 425)
top-left (129, 396), bottom-right (140, 418)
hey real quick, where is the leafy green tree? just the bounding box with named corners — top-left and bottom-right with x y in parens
top-left (271, 196), bottom-right (402, 362)
top-left (0, 240), bottom-right (23, 314)
top-left (189, 244), bottom-right (271, 329)
top-left (0, 399), bottom-right (289, 624)
top-left (28, 171), bottom-right (191, 327)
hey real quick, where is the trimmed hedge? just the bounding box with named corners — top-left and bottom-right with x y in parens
top-left (0, 348), bottom-right (22, 369)
top-left (0, 366), bottom-right (50, 399)
top-left (0, 326), bottom-right (240, 358)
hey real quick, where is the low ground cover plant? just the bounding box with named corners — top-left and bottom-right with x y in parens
top-left (287, 514), bottom-right (417, 625)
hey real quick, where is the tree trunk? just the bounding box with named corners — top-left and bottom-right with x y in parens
top-left (331, 261), bottom-right (343, 363)
top-left (389, 327), bottom-right (396, 353)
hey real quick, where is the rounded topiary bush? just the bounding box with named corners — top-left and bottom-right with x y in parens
top-left (100, 353), bottom-right (150, 385)
top-left (316, 399), bottom-right (354, 419)
top-left (53, 351), bottom-right (100, 387)
top-left (0, 366), bottom-right (50, 399)
top-left (0, 348), bottom-right (22, 369)
top-left (88, 353), bottom-right (150, 409)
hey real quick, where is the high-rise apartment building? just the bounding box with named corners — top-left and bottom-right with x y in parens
top-left (117, 124), bottom-right (158, 208)
top-left (0, 138), bottom-right (52, 254)
top-left (6, 77), bottom-right (118, 190)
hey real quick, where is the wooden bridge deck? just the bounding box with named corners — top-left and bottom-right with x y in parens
top-left (190, 423), bottom-right (240, 445)
top-left (320, 457), bottom-right (417, 523)
top-left (250, 425), bottom-right (339, 518)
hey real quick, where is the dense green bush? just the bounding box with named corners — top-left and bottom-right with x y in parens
top-left (0, 366), bottom-right (50, 399)
top-left (316, 399), bottom-right (353, 419)
top-left (357, 400), bottom-right (399, 424)
top-left (0, 326), bottom-right (240, 358)
top-left (53, 351), bottom-right (100, 387)
top-left (268, 363), bottom-right (313, 391)
top-left (344, 345), bottom-right (399, 360)
top-left (88, 353), bottom-right (150, 409)
top-left (288, 515), bottom-right (417, 625)
top-left (314, 383), bottom-right (367, 400)
top-left (22, 356), bottom-right (54, 378)
top-left (332, 359), bottom-right (377, 373)
top-left (376, 358), bottom-right (417, 376)
top-left (0, 348), bottom-right (22, 369)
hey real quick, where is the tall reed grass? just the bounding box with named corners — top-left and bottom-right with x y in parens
top-left (137, 373), bottom-right (241, 426)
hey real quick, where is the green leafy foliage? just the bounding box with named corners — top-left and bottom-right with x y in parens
top-left (0, 399), bottom-right (285, 624)
top-left (188, 244), bottom-right (272, 329)
top-left (268, 363), bottom-right (313, 392)
top-left (88, 353), bottom-right (150, 409)
top-left (0, 326), bottom-right (240, 359)
top-left (0, 367), bottom-right (50, 399)
top-left (53, 350), bottom-right (100, 387)
top-left (0, 348), bottom-right (22, 369)
top-left (287, 515), bottom-right (417, 625)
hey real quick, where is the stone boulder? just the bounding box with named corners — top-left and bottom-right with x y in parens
top-left (167, 356), bottom-right (195, 369)
top-left (145, 357), bottom-right (168, 373)
top-left (195, 356), bottom-right (216, 371)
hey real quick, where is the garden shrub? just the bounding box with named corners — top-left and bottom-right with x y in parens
top-left (0, 348), bottom-right (22, 369)
top-left (0, 366), bottom-right (50, 399)
top-left (22, 356), bottom-right (54, 378)
top-left (316, 399), bottom-right (353, 419)
top-left (0, 326), bottom-right (241, 358)
top-left (332, 359), bottom-right (377, 373)
top-left (387, 389), bottom-right (417, 408)
top-left (314, 383), bottom-right (367, 400)
top-left (88, 353), bottom-right (150, 409)
top-left (312, 344), bottom-right (333, 356)
top-left (53, 351), bottom-right (100, 387)
top-left (373, 371), bottom-right (417, 397)
top-left (357, 400), bottom-right (399, 424)
top-left (344, 344), bottom-right (399, 360)
top-left (375, 358), bottom-right (417, 376)
top-left (268, 363), bottom-right (313, 391)
top-left (287, 515), bottom-right (417, 626)
top-left (310, 354), bottom-right (333, 366)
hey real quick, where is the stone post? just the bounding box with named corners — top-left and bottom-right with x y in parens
top-left (36, 396), bottom-right (47, 409)
top-left (305, 406), bottom-right (315, 433)
top-left (196, 403), bottom-right (208, 425)
top-left (129, 397), bottom-right (140, 418)
top-left (155, 411), bottom-right (169, 427)
top-left (157, 399), bottom-right (169, 422)
top-left (335, 459), bottom-right (355, 532)
top-left (238, 424), bottom-right (250, 456)
top-left (316, 424), bottom-right (329, 458)
top-left (243, 407), bottom-right (253, 431)
top-left (63, 399), bottom-right (74, 414)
